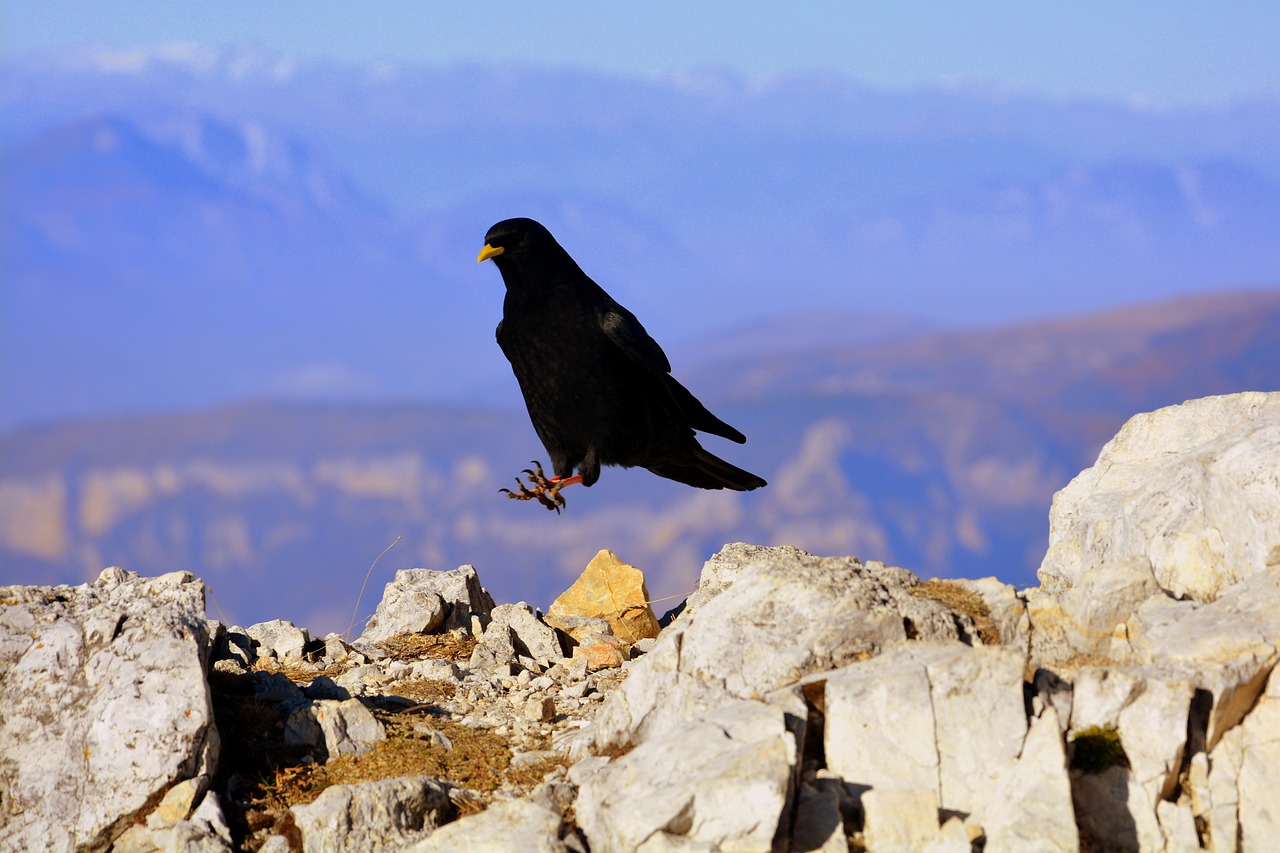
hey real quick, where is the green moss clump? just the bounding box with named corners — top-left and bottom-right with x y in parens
top-left (1070, 725), bottom-right (1129, 774)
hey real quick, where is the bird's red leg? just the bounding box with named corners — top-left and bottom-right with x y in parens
top-left (499, 461), bottom-right (580, 513)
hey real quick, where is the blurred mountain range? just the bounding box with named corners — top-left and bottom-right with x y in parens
top-left (2, 46), bottom-right (1278, 632)
top-left (3, 288), bottom-right (1278, 632)
top-left (3, 46), bottom-right (1280, 429)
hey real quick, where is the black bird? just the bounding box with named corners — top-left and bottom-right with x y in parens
top-left (478, 217), bottom-right (767, 511)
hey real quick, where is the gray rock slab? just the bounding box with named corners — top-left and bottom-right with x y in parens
top-left (859, 786), bottom-right (943, 853)
top-left (823, 644), bottom-right (958, 793)
top-left (1071, 764), bottom-right (1164, 853)
top-left (823, 643), bottom-right (1067, 850)
top-left (790, 776), bottom-right (849, 853)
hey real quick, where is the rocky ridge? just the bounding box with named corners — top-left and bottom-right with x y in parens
top-left (2, 391), bottom-right (1280, 852)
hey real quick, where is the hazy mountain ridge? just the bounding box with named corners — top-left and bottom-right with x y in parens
top-left (3, 289), bottom-right (1277, 632)
top-left (5, 50), bottom-right (1280, 429)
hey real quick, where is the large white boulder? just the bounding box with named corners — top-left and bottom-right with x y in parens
top-left (0, 568), bottom-right (218, 853)
top-left (1038, 392), bottom-right (1280, 601)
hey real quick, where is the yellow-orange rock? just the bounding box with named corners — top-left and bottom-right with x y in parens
top-left (549, 549), bottom-right (661, 644)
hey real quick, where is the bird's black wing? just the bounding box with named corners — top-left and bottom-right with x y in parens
top-left (599, 301), bottom-right (671, 374)
top-left (600, 302), bottom-right (747, 444)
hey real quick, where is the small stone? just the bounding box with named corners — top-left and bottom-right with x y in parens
top-left (304, 676), bottom-right (351, 701)
top-left (563, 680), bottom-right (593, 700)
top-left (413, 726), bottom-right (454, 750)
top-left (525, 696), bottom-right (556, 722)
top-left (145, 777), bottom-right (204, 830)
top-left (572, 634), bottom-right (629, 671)
top-left (245, 619), bottom-right (310, 661)
top-left (410, 658), bottom-right (461, 682)
top-left (258, 836), bottom-right (291, 853)
top-left (212, 658), bottom-right (246, 676)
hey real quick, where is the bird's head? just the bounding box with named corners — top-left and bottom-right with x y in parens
top-left (477, 218), bottom-right (575, 291)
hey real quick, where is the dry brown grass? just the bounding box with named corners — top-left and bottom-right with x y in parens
top-left (910, 579), bottom-right (1002, 645)
top-left (263, 717), bottom-right (514, 808)
top-left (384, 677), bottom-right (458, 705)
top-left (210, 658), bottom-right (563, 850)
top-left (250, 657), bottom-right (348, 682)
top-left (378, 632), bottom-right (478, 662)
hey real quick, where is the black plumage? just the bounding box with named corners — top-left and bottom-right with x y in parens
top-left (477, 217), bottom-right (766, 505)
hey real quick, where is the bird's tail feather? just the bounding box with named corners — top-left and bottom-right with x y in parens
top-left (646, 446), bottom-right (767, 491)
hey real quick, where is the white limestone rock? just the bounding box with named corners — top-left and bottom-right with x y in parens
top-left (245, 618), bottom-right (310, 661)
top-left (406, 790), bottom-right (568, 853)
top-left (860, 787), bottom-right (942, 853)
top-left (1122, 570), bottom-right (1280, 749)
top-left (469, 620), bottom-right (519, 675)
top-left (284, 698), bottom-right (386, 760)
top-left (112, 788), bottom-right (234, 853)
top-left (1037, 391), bottom-right (1280, 601)
top-left (927, 646), bottom-right (1028, 816)
top-left (362, 565), bottom-right (495, 642)
top-left (680, 542), bottom-right (815, 620)
top-left (579, 547), bottom-right (970, 755)
top-left (0, 569), bottom-right (218, 853)
top-left (823, 643), bottom-right (1076, 852)
top-left (487, 602), bottom-right (567, 669)
top-left (1053, 556), bottom-right (1163, 657)
top-left (1203, 729), bottom-right (1245, 853)
top-left (981, 706), bottom-right (1079, 853)
top-left (574, 699), bottom-right (796, 853)
top-left (289, 776), bottom-right (453, 853)
top-left (1069, 667), bottom-right (1196, 805)
top-left (1231, 666), bottom-right (1280, 850)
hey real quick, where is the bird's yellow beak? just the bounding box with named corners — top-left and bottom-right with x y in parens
top-left (477, 244), bottom-right (504, 263)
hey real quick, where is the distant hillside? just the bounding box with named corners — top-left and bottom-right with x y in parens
top-left (3, 289), bottom-right (1277, 633)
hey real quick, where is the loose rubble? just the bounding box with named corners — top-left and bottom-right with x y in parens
top-left (2, 391), bottom-right (1279, 852)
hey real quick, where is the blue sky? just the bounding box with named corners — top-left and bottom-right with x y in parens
top-left (4, 1), bottom-right (1279, 106)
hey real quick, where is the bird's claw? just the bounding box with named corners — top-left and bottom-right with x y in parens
top-left (499, 460), bottom-right (567, 513)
